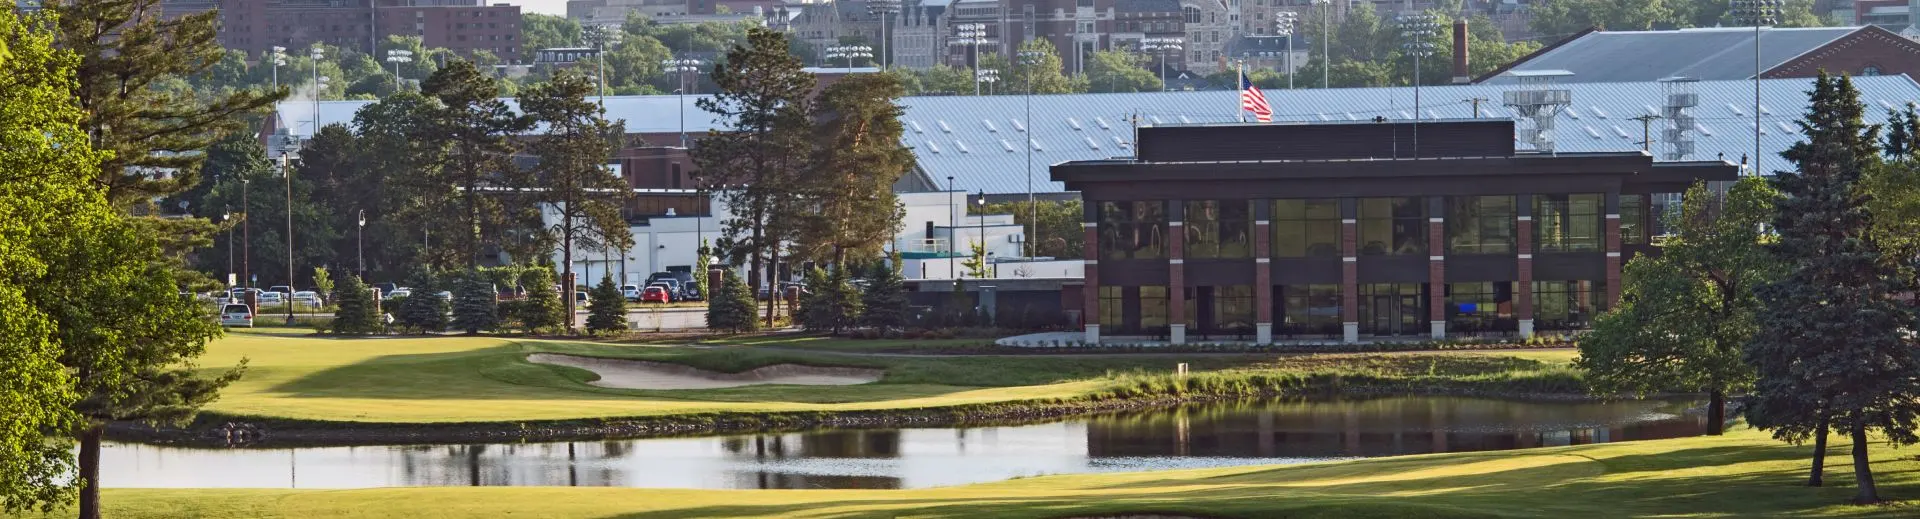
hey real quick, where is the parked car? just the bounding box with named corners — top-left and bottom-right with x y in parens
top-left (219, 303), bottom-right (253, 328)
top-left (292, 291), bottom-right (323, 306)
top-left (641, 285), bottom-right (672, 303)
top-left (647, 282), bottom-right (678, 302)
top-left (372, 282), bottom-right (398, 297)
top-left (575, 291), bottom-right (589, 304)
top-left (267, 285), bottom-right (292, 296)
top-left (257, 292), bottom-right (284, 305)
top-left (621, 284), bottom-right (641, 302)
top-left (654, 279), bottom-right (685, 301)
top-left (388, 288), bottom-right (413, 300)
top-left (435, 291), bottom-right (452, 301)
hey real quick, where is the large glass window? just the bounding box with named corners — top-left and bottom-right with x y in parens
top-left (1098, 286), bottom-right (1124, 330)
top-left (1534, 280), bottom-right (1606, 332)
top-left (1185, 200), bottom-right (1251, 258)
top-left (1213, 285), bottom-right (1254, 333)
top-left (1620, 194), bottom-right (1647, 245)
top-left (1359, 283), bottom-right (1425, 336)
top-left (1272, 198), bottom-right (1340, 257)
top-left (1099, 201), bottom-right (1167, 260)
top-left (1446, 282), bottom-right (1514, 334)
top-left (1281, 284), bottom-right (1342, 336)
top-left (1535, 193), bottom-right (1603, 252)
top-left (1140, 286), bottom-right (1169, 332)
top-left (1446, 196), bottom-right (1515, 254)
top-left (1359, 197), bottom-right (1426, 255)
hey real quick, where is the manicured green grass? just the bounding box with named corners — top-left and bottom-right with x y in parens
top-left (38, 427), bottom-right (1920, 518)
top-left (193, 333), bottom-right (1580, 423)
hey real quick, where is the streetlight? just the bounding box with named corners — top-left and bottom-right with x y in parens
top-left (663, 58), bottom-right (701, 146)
top-left (1019, 49), bottom-right (1044, 257)
top-left (824, 45), bottom-right (871, 72)
top-left (1398, 13), bottom-right (1438, 157)
top-left (356, 209), bottom-right (367, 280)
top-left (1732, 0), bottom-right (1779, 176)
top-left (1275, 12), bottom-right (1298, 89)
top-left (279, 151), bottom-right (295, 325)
top-left (974, 68), bottom-right (999, 96)
top-left (946, 175), bottom-right (955, 280)
top-left (975, 192), bottom-right (987, 278)
top-left (1140, 37), bottom-right (1183, 91)
top-left (385, 49), bottom-right (414, 91)
top-left (225, 207), bottom-right (235, 288)
top-left (242, 174), bottom-right (251, 289)
top-left (867, 0), bottom-right (902, 70)
top-left (1313, 0), bottom-right (1330, 89)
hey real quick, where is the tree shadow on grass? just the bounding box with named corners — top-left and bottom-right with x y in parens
top-left (617, 440), bottom-right (1920, 519)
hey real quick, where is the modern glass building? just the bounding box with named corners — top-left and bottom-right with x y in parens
top-left (1051, 119), bottom-right (1738, 344)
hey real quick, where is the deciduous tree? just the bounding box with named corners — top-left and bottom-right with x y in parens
top-left (1578, 178), bottom-right (1777, 436)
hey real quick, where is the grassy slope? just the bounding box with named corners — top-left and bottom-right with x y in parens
top-left (49, 428), bottom-right (1920, 518)
top-left (196, 333), bottom-right (1579, 423)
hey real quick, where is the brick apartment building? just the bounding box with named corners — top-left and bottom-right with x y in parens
top-left (163, 0), bottom-right (523, 62)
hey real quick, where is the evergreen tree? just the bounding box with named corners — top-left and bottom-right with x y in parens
top-left (521, 68), bottom-right (625, 333)
top-left (1883, 104), bottom-right (1919, 158)
top-left (797, 266), bottom-right (832, 331)
top-left (792, 73), bottom-right (913, 267)
top-left (798, 266), bottom-right (860, 334)
top-left (586, 274), bottom-right (627, 334)
top-left (1579, 178), bottom-right (1778, 436)
top-left (330, 274), bottom-right (380, 335)
top-left (693, 27), bottom-right (814, 328)
top-left (706, 270), bottom-right (759, 333)
top-left (395, 267), bottom-right (449, 333)
top-left (1745, 73), bottom-right (1920, 502)
top-left (861, 259), bottom-right (909, 330)
top-left (450, 268), bottom-right (499, 334)
top-left (518, 267), bottom-right (564, 333)
top-left (416, 59), bottom-right (536, 267)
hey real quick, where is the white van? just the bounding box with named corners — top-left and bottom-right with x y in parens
top-left (220, 303), bottom-right (254, 328)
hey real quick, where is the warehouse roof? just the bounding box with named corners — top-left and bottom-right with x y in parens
top-left (1475, 26), bottom-right (1861, 84)
top-left (276, 74), bottom-right (1920, 195)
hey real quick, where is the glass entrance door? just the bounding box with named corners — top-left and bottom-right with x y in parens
top-left (1361, 283), bottom-right (1425, 336)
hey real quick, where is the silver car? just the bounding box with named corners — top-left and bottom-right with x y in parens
top-left (219, 303), bottom-right (254, 328)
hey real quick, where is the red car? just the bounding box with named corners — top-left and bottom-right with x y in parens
top-left (641, 286), bottom-right (671, 303)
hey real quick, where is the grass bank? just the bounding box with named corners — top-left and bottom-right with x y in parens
top-left (135, 333), bottom-right (1585, 445)
top-left (35, 427), bottom-right (1920, 518)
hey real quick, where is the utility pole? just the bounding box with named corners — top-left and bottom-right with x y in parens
top-left (1464, 97), bottom-right (1488, 118)
top-left (1630, 114), bottom-right (1663, 152)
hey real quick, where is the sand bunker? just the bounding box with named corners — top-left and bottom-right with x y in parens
top-left (525, 353), bottom-right (885, 390)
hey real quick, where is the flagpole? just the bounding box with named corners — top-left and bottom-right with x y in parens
top-left (1237, 60), bottom-right (1246, 123)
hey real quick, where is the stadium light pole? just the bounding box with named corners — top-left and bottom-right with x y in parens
top-left (1313, 0), bottom-right (1329, 88)
top-left (1398, 13), bottom-right (1437, 157)
top-left (1020, 49), bottom-right (1045, 257)
top-left (1733, 0), bottom-right (1778, 176)
top-left (1276, 12), bottom-right (1298, 89)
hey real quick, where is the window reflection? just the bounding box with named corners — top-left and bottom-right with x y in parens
top-left (1359, 197), bottom-right (1425, 256)
top-left (1185, 200), bottom-right (1251, 258)
top-left (1272, 199), bottom-right (1341, 257)
top-left (1446, 196), bottom-right (1514, 254)
top-left (1535, 194), bottom-right (1602, 252)
top-left (1099, 201), bottom-right (1167, 260)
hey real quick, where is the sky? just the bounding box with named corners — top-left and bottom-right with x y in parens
top-left (517, 0), bottom-right (567, 16)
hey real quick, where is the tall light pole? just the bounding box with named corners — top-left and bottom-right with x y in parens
top-left (1275, 12), bottom-right (1298, 89)
top-left (1019, 49), bottom-right (1043, 257)
top-left (1733, 0), bottom-right (1778, 176)
top-left (950, 23), bottom-right (990, 85)
top-left (946, 175), bottom-right (956, 280)
top-left (356, 209), bottom-right (367, 280)
top-left (1313, 0), bottom-right (1329, 89)
top-left (867, 0), bottom-right (902, 70)
top-left (225, 208), bottom-right (235, 287)
top-left (823, 45), bottom-right (871, 72)
top-left (280, 152), bottom-right (295, 325)
top-left (1141, 37), bottom-right (1182, 91)
top-left (385, 49), bottom-right (414, 91)
top-left (663, 59), bottom-right (702, 146)
top-left (976, 192), bottom-right (987, 277)
top-left (270, 46), bottom-right (287, 91)
top-left (309, 45), bottom-right (326, 135)
top-left (1398, 13), bottom-right (1437, 157)
top-left (243, 175), bottom-right (251, 289)
top-left (974, 68), bottom-right (999, 96)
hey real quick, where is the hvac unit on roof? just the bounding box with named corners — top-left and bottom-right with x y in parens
top-left (1661, 77), bottom-right (1699, 160)
top-left (1501, 70), bottom-right (1573, 153)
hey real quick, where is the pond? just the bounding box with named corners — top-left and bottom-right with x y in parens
top-left (102, 396), bottom-right (1706, 490)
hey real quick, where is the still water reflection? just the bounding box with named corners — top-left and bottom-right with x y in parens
top-left (104, 396), bottom-right (1704, 490)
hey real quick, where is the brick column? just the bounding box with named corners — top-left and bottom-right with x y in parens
top-left (1427, 208), bottom-right (1446, 339)
top-left (1167, 200), bottom-right (1186, 345)
top-left (1340, 199), bottom-right (1358, 344)
top-left (1253, 200), bottom-right (1272, 344)
top-left (1516, 195), bottom-right (1534, 339)
top-left (1083, 207), bottom-right (1101, 344)
top-left (1605, 193), bottom-right (1623, 304)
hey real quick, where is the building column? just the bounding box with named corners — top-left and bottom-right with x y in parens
top-left (1167, 200), bottom-right (1186, 345)
top-left (1340, 199), bottom-right (1359, 344)
top-left (1083, 206), bottom-right (1100, 344)
top-left (1427, 199), bottom-right (1446, 339)
top-left (1604, 192), bottom-right (1622, 304)
top-left (1254, 201), bottom-right (1273, 345)
top-left (1516, 195), bottom-right (1534, 339)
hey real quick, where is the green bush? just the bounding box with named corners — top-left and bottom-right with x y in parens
top-left (518, 267), bottom-right (564, 333)
top-left (706, 270), bottom-right (758, 333)
top-left (394, 267), bottom-right (449, 333)
top-left (329, 274), bottom-right (380, 334)
top-left (450, 268), bottom-right (499, 334)
top-left (585, 274), bottom-right (627, 334)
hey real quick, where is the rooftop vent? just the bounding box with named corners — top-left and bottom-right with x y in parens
top-left (1566, 108), bottom-right (1582, 119)
top-left (1398, 110), bottom-right (1412, 119)
top-left (925, 141), bottom-right (941, 153)
top-left (1011, 119), bottom-right (1026, 132)
top-left (1178, 115), bottom-right (1193, 124)
top-left (1000, 139), bottom-right (1016, 152)
top-left (955, 140), bottom-right (971, 153)
top-left (909, 121), bottom-right (926, 134)
top-left (1148, 115), bottom-right (1164, 125)
top-left (1776, 121), bottom-right (1796, 134)
top-left (1083, 136), bottom-right (1100, 150)
top-left (1727, 103), bottom-right (1746, 116)
top-left (1030, 138), bottom-right (1044, 151)
top-left (1589, 106), bottom-right (1608, 119)
top-left (1585, 126), bottom-right (1602, 139)
top-left (1094, 116), bottom-right (1111, 129)
top-left (1112, 135), bottom-right (1130, 149)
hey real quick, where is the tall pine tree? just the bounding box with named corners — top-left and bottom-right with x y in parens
top-left (520, 68), bottom-right (625, 333)
top-left (793, 73), bottom-right (913, 267)
top-left (417, 59), bottom-right (534, 267)
top-left (450, 268), bottom-right (499, 334)
top-left (1745, 72), bottom-right (1920, 502)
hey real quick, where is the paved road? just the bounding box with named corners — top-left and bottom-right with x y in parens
top-left (269, 306), bottom-right (713, 330)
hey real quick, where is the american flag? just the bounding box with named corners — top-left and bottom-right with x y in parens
top-left (1240, 73), bottom-right (1271, 123)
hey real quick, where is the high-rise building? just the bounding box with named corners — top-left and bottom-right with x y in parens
top-left (163, 0), bottom-right (523, 62)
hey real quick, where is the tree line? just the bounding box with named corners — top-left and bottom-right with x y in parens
top-left (1579, 72), bottom-right (1920, 504)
